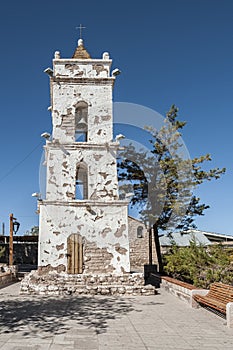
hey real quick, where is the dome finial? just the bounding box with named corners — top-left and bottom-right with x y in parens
top-left (72, 24), bottom-right (90, 59)
top-left (78, 39), bottom-right (84, 47)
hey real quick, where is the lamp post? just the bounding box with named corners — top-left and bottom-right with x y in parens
top-left (9, 214), bottom-right (20, 266)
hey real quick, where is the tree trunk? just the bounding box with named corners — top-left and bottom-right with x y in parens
top-left (148, 227), bottom-right (153, 265)
top-left (153, 224), bottom-right (163, 273)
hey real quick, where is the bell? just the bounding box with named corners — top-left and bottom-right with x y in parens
top-left (76, 116), bottom-right (87, 128)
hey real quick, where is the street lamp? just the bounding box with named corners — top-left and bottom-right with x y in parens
top-left (13, 221), bottom-right (20, 234)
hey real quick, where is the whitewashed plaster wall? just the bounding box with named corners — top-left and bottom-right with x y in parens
top-left (45, 144), bottom-right (119, 201)
top-left (53, 59), bottom-right (111, 79)
top-left (51, 59), bottom-right (114, 144)
top-left (39, 49), bottom-right (130, 275)
top-left (38, 201), bottom-right (129, 274)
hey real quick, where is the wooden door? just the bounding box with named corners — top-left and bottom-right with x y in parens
top-left (67, 234), bottom-right (83, 274)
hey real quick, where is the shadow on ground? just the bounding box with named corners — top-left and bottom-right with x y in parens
top-left (0, 295), bottom-right (135, 336)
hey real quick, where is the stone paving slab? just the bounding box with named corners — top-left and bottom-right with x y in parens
top-left (0, 282), bottom-right (233, 349)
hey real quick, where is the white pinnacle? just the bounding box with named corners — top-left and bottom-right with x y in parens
top-left (78, 39), bottom-right (84, 46)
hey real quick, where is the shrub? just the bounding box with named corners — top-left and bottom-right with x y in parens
top-left (163, 239), bottom-right (233, 288)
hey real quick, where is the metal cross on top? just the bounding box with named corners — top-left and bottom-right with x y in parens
top-left (76, 24), bottom-right (86, 39)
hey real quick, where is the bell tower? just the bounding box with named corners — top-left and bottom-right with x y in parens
top-left (38, 38), bottom-right (130, 275)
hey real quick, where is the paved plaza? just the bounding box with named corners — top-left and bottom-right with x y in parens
top-left (0, 282), bottom-right (232, 349)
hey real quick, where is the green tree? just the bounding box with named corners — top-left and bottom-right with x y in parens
top-left (25, 226), bottom-right (39, 236)
top-left (118, 105), bottom-right (225, 272)
top-left (163, 240), bottom-right (233, 288)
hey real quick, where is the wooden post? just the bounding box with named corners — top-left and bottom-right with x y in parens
top-left (9, 213), bottom-right (14, 266)
top-left (149, 227), bottom-right (152, 265)
top-left (78, 234), bottom-right (83, 274)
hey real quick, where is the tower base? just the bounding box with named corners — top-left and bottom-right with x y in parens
top-left (20, 270), bottom-right (156, 296)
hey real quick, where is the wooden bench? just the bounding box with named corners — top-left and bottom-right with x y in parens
top-left (193, 282), bottom-right (233, 315)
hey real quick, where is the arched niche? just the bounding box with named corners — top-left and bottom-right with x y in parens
top-left (75, 101), bottom-right (88, 142)
top-left (76, 163), bottom-right (88, 200)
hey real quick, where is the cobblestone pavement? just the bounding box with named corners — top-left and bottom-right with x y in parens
top-left (0, 282), bottom-right (232, 349)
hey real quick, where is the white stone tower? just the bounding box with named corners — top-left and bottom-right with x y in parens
top-left (38, 38), bottom-right (130, 275)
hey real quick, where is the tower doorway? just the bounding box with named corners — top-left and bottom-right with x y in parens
top-left (67, 234), bottom-right (83, 274)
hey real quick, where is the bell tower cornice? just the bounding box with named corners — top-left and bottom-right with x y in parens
top-left (52, 50), bottom-right (113, 80)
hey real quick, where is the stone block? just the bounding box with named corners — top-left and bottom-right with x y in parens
top-left (100, 287), bottom-right (110, 295)
top-left (190, 289), bottom-right (209, 308)
top-left (226, 302), bottom-right (233, 328)
top-left (20, 271), bottom-right (156, 296)
top-left (118, 287), bottom-right (126, 294)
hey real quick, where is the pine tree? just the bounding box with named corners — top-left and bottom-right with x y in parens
top-left (118, 105), bottom-right (226, 272)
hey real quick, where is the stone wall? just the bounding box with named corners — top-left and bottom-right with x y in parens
top-left (161, 276), bottom-right (206, 306)
top-left (0, 264), bottom-right (18, 287)
top-left (20, 270), bottom-right (156, 296)
top-left (0, 272), bottom-right (13, 287)
top-left (128, 216), bottom-right (157, 272)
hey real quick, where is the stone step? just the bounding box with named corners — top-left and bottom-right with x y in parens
top-left (20, 283), bottom-right (156, 296)
top-left (20, 271), bottom-right (156, 296)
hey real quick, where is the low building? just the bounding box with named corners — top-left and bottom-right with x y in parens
top-left (0, 235), bottom-right (38, 265)
top-left (159, 229), bottom-right (233, 253)
top-left (190, 229), bottom-right (233, 243)
top-left (159, 231), bottom-right (211, 254)
top-left (128, 216), bottom-right (157, 272)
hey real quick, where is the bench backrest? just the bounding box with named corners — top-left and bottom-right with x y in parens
top-left (208, 282), bottom-right (233, 304)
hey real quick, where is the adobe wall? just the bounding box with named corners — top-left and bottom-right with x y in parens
top-left (128, 217), bottom-right (157, 272)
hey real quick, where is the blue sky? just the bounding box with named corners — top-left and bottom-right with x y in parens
top-left (0, 0), bottom-right (232, 236)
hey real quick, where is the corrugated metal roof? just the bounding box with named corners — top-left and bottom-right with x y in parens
top-left (159, 231), bottom-right (211, 246)
top-left (190, 229), bottom-right (233, 240)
